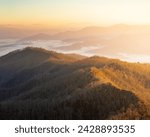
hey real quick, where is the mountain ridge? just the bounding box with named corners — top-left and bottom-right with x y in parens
top-left (0, 47), bottom-right (150, 120)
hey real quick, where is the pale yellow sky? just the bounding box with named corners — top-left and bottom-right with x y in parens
top-left (0, 0), bottom-right (150, 28)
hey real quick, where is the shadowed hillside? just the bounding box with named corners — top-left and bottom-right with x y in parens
top-left (0, 47), bottom-right (150, 120)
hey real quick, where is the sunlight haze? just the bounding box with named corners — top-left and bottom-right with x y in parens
top-left (0, 0), bottom-right (150, 63)
top-left (0, 0), bottom-right (150, 27)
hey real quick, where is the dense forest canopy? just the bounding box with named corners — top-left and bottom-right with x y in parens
top-left (0, 47), bottom-right (150, 120)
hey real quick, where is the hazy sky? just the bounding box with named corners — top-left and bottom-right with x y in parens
top-left (0, 0), bottom-right (150, 28)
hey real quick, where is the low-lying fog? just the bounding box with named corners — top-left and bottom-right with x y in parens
top-left (1, 25), bottom-right (150, 63)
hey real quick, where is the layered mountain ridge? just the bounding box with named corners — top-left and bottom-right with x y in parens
top-left (0, 47), bottom-right (150, 119)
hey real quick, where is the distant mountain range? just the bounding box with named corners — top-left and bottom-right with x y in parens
top-left (1, 25), bottom-right (150, 63)
top-left (0, 47), bottom-right (150, 120)
top-left (19, 33), bottom-right (52, 42)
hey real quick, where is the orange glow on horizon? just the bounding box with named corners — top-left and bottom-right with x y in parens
top-left (0, 0), bottom-right (150, 29)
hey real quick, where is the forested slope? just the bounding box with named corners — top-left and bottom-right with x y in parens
top-left (0, 47), bottom-right (150, 119)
